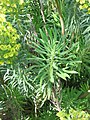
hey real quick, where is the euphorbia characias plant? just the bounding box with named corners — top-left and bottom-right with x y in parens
top-left (0, 14), bottom-right (21, 65)
top-left (0, 0), bottom-right (24, 13)
top-left (0, 1), bottom-right (21, 65)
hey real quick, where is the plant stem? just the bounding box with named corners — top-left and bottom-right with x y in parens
top-left (55, 0), bottom-right (65, 35)
top-left (52, 86), bottom-right (61, 111)
top-left (39, 0), bottom-right (48, 35)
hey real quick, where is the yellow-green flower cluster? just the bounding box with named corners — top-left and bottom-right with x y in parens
top-left (57, 108), bottom-right (90, 120)
top-left (0, 0), bottom-right (24, 13)
top-left (76, 0), bottom-right (90, 14)
top-left (0, 15), bottom-right (21, 65)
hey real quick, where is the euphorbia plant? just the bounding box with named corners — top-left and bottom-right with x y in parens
top-left (29, 27), bottom-right (81, 112)
top-left (0, 14), bottom-right (20, 65)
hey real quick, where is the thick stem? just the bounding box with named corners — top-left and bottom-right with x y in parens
top-left (55, 0), bottom-right (65, 35)
top-left (34, 98), bottom-right (37, 117)
top-left (52, 86), bottom-right (61, 111)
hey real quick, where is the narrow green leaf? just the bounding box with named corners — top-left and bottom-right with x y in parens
top-left (56, 72), bottom-right (70, 80)
top-left (63, 69), bottom-right (78, 74)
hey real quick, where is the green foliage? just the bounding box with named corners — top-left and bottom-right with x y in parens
top-left (79, 82), bottom-right (90, 110)
top-left (61, 87), bottom-right (89, 111)
top-left (77, 12), bottom-right (90, 78)
top-left (0, 85), bottom-right (24, 120)
top-left (80, 81), bottom-right (90, 92)
top-left (34, 111), bottom-right (58, 120)
top-left (23, 111), bottom-right (58, 120)
top-left (62, 0), bottom-right (90, 81)
top-left (57, 108), bottom-right (90, 120)
top-left (23, 0), bottom-right (43, 33)
top-left (0, 65), bottom-right (48, 118)
top-left (29, 27), bottom-right (81, 99)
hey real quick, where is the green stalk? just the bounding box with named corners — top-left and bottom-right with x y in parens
top-left (49, 46), bottom-right (55, 83)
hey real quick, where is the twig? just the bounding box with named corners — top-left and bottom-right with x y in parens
top-left (55, 0), bottom-right (65, 35)
top-left (39, 0), bottom-right (48, 35)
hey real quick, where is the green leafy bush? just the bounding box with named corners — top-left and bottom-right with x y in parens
top-left (61, 88), bottom-right (83, 110)
top-left (61, 86), bottom-right (90, 111)
top-left (0, 85), bottom-right (24, 120)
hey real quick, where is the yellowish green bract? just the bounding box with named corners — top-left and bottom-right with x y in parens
top-left (56, 108), bottom-right (90, 120)
top-left (0, 0), bottom-right (24, 13)
top-left (0, 14), bottom-right (21, 65)
top-left (76, 0), bottom-right (90, 14)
